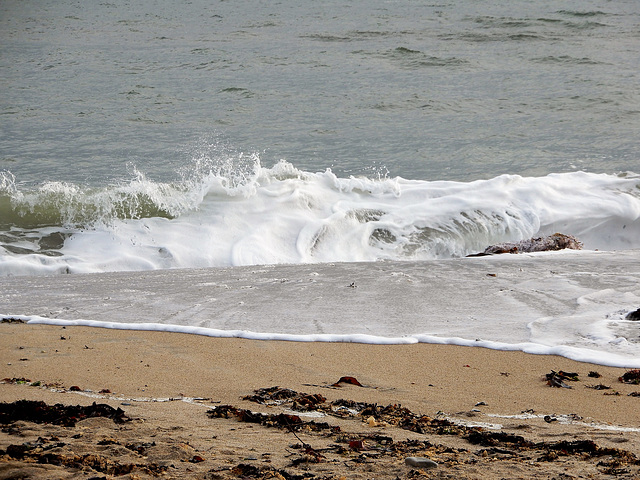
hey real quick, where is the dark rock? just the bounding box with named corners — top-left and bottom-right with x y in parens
top-left (469, 233), bottom-right (582, 256)
top-left (625, 308), bottom-right (640, 321)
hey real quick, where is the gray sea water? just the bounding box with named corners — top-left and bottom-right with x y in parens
top-left (2, 0), bottom-right (639, 185)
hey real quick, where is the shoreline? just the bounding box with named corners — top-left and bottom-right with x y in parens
top-left (2, 249), bottom-right (640, 368)
top-left (2, 323), bottom-right (640, 479)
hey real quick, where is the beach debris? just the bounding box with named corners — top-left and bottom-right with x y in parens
top-left (625, 308), bottom-right (640, 321)
top-left (588, 371), bottom-right (602, 378)
top-left (293, 393), bottom-right (326, 410)
top-left (404, 456), bottom-right (438, 468)
top-left (1, 442), bottom-right (168, 476)
top-left (467, 430), bottom-right (533, 448)
top-left (365, 415), bottom-right (390, 427)
top-left (619, 369), bottom-right (640, 384)
top-left (0, 317), bottom-right (25, 324)
top-left (243, 386), bottom-right (326, 410)
top-left (2, 377), bottom-right (31, 385)
top-left (585, 384), bottom-right (611, 390)
top-left (2, 377), bottom-right (63, 388)
top-left (231, 463), bottom-right (260, 476)
top-left (0, 400), bottom-right (131, 427)
top-left (204, 385), bottom-right (640, 477)
top-left (125, 441), bottom-right (156, 455)
top-left (544, 415), bottom-right (557, 423)
top-left (347, 282), bottom-right (357, 288)
top-left (333, 376), bottom-right (363, 387)
top-left (243, 386), bottom-right (299, 404)
top-left (231, 462), bottom-right (319, 478)
top-left (545, 370), bottom-right (579, 388)
top-left (468, 233), bottom-right (583, 256)
top-left (207, 405), bottom-right (338, 434)
top-left (349, 439), bottom-right (365, 451)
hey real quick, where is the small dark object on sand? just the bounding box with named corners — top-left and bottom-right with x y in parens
top-left (588, 371), bottom-right (602, 378)
top-left (546, 370), bottom-right (579, 388)
top-left (585, 384), bottom-right (611, 390)
top-left (619, 369), bottom-right (640, 385)
top-left (625, 308), bottom-right (640, 321)
top-left (333, 376), bottom-right (363, 387)
top-left (557, 370), bottom-right (579, 381)
top-left (547, 376), bottom-right (571, 388)
top-left (0, 400), bottom-right (130, 427)
top-left (1, 317), bottom-right (25, 324)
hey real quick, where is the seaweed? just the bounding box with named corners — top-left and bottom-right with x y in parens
top-left (619, 369), bottom-right (640, 385)
top-left (2, 446), bottom-right (168, 476)
top-left (243, 386), bottom-right (326, 410)
top-left (545, 370), bottom-right (579, 388)
top-left (1, 317), bottom-right (25, 324)
top-left (466, 430), bottom-right (533, 448)
top-left (0, 400), bottom-right (130, 427)
top-left (209, 386), bottom-right (640, 474)
top-left (207, 405), bottom-right (339, 433)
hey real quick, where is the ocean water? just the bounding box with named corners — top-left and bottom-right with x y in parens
top-left (1, 1), bottom-right (640, 365)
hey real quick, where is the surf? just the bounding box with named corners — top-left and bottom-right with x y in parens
top-left (1, 160), bottom-right (639, 276)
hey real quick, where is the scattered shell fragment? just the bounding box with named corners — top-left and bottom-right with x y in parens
top-left (405, 457), bottom-right (438, 468)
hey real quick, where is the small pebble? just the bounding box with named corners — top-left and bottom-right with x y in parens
top-left (405, 457), bottom-right (437, 468)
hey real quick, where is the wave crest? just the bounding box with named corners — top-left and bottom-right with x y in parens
top-left (1, 163), bottom-right (639, 275)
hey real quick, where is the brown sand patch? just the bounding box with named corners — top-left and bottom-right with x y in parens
top-left (2, 323), bottom-right (640, 479)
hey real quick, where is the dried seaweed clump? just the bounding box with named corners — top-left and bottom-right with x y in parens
top-left (619, 369), bottom-right (640, 385)
top-left (0, 400), bottom-right (130, 427)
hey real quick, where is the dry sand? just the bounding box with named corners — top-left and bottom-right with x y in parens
top-left (1, 321), bottom-right (640, 479)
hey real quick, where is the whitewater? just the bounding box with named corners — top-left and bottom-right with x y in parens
top-left (1, 160), bottom-right (639, 275)
top-left (2, 161), bottom-right (640, 368)
top-left (2, 248), bottom-right (640, 368)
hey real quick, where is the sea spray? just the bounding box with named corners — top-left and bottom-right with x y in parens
top-left (1, 159), bottom-right (639, 275)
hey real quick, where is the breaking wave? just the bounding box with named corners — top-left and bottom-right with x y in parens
top-left (1, 156), bottom-right (639, 275)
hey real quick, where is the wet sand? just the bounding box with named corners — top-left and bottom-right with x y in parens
top-left (2, 322), bottom-right (639, 479)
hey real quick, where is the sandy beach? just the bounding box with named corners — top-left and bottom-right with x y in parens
top-left (3, 1), bottom-right (640, 477)
top-left (2, 321), bottom-right (639, 479)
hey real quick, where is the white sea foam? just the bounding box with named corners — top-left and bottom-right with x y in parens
top-left (1, 162), bottom-right (639, 275)
top-left (487, 413), bottom-right (640, 433)
top-left (2, 249), bottom-right (639, 368)
top-left (3, 163), bottom-right (640, 367)
top-left (11, 315), bottom-right (640, 368)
